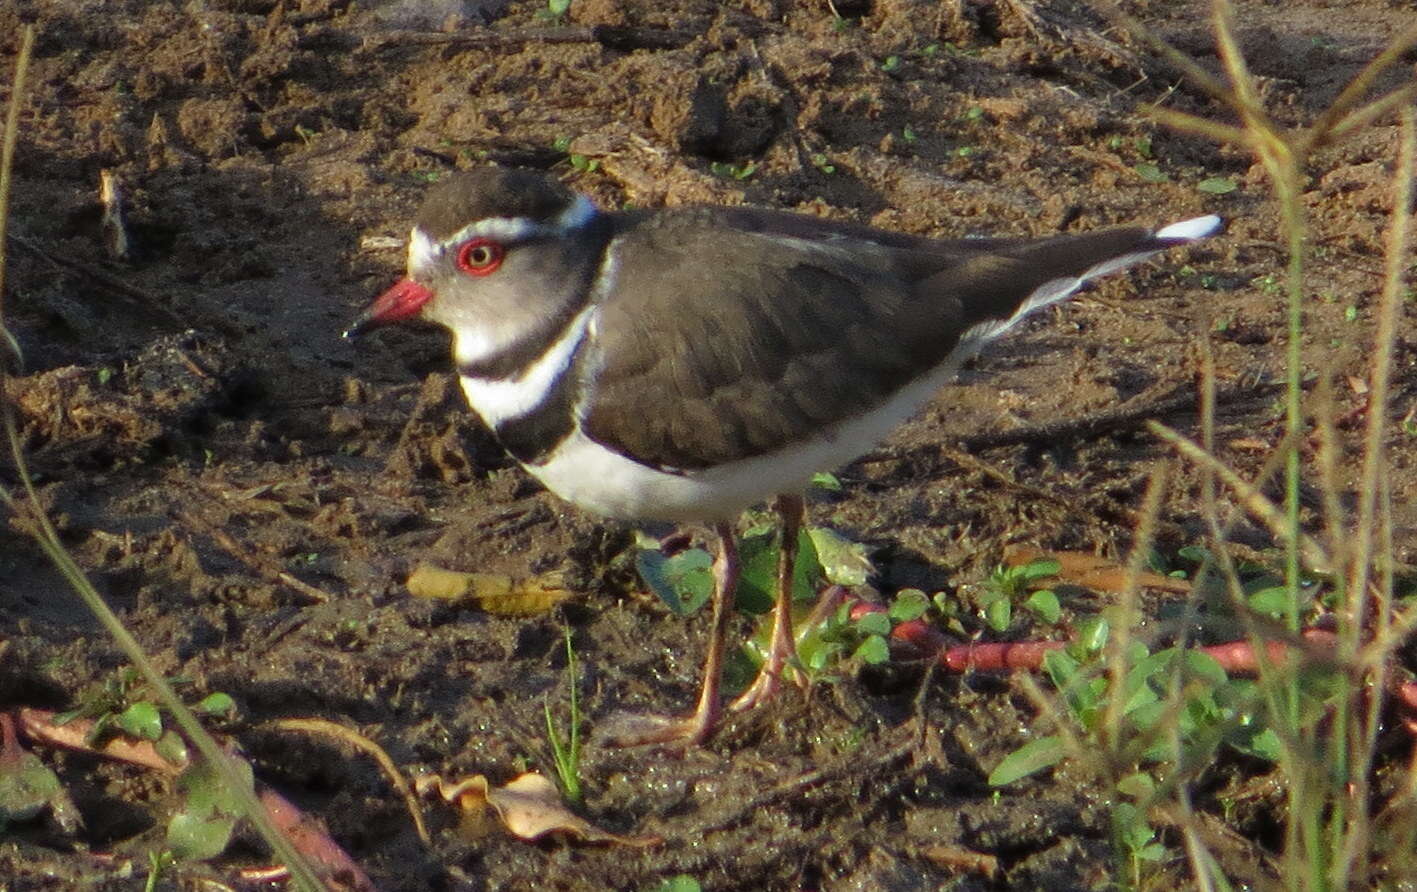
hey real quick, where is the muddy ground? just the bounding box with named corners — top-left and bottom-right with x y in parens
top-left (2, 0), bottom-right (1416, 889)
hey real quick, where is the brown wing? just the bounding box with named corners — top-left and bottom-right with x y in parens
top-left (581, 208), bottom-right (1160, 471)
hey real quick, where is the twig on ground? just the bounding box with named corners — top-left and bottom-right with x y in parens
top-left (177, 510), bottom-right (333, 603)
top-left (270, 717), bottom-right (430, 846)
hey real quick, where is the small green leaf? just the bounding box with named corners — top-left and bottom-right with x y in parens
top-left (167, 759), bottom-right (254, 861)
top-left (1181, 649), bottom-right (1228, 687)
top-left (854, 611), bottom-right (891, 637)
top-left (167, 810), bottom-right (237, 861)
top-left (1024, 589), bottom-right (1061, 623)
top-left (1196, 176), bottom-right (1238, 194)
top-left (1136, 842), bottom-right (1167, 862)
top-left (1019, 559), bottom-right (1060, 582)
top-left (547, 0), bottom-right (571, 15)
top-left (0, 749), bottom-right (65, 823)
top-left (735, 530), bottom-right (818, 614)
top-left (1043, 648), bottom-right (1079, 687)
top-left (1177, 545), bottom-right (1212, 564)
top-left (984, 596), bottom-right (1011, 632)
top-left (1077, 616), bottom-right (1110, 653)
top-left (1117, 771), bottom-right (1156, 800)
top-left (117, 702), bottom-right (163, 741)
top-left (806, 527), bottom-right (872, 586)
top-left (988, 735), bottom-right (1066, 786)
top-left (853, 634), bottom-right (890, 664)
top-left (1134, 162), bottom-right (1168, 183)
top-left (155, 730), bottom-right (189, 767)
top-left (1229, 724), bottom-right (1283, 762)
top-left (193, 692), bottom-right (236, 717)
top-left (810, 471), bottom-right (843, 492)
top-left (655, 876), bottom-right (702, 892)
top-left (636, 547), bottom-right (714, 616)
top-left (888, 589), bottom-right (930, 622)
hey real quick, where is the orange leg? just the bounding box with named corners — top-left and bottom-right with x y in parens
top-left (730, 493), bottom-right (804, 713)
top-left (600, 521), bottom-right (739, 746)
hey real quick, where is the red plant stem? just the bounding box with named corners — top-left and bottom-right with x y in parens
top-left (259, 786), bottom-right (376, 892)
top-left (841, 598), bottom-right (1417, 724)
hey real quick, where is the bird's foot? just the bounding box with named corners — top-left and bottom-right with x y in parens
top-left (596, 703), bottom-right (720, 748)
top-left (728, 651), bottom-right (809, 713)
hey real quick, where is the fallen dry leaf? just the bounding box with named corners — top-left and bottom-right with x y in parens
top-left (422, 772), bottom-right (660, 846)
top-left (918, 843), bottom-right (999, 878)
top-left (405, 564), bottom-right (574, 615)
top-left (1003, 546), bottom-right (1190, 594)
top-left (1226, 437), bottom-right (1274, 453)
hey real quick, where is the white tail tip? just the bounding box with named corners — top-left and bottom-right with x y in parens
top-left (1156, 214), bottom-right (1223, 241)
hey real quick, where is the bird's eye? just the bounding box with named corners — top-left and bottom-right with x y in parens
top-left (456, 238), bottom-right (504, 276)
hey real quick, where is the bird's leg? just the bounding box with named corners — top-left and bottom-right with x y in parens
top-left (676, 520), bottom-right (739, 743)
top-left (599, 521), bottom-right (739, 747)
top-left (730, 493), bottom-right (804, 712)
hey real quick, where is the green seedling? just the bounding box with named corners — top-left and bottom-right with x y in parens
top-left (544, 628), bottom-right (584, 805)
top-left (709, 160), bottom-right (758, 180)
top-left (1196, 175), bottom-right (1238, 194)
top-left (990, 619), bottom-right (1301, 791)
top-left (1112, 801), bottom-right (1167, 888)
top-left (55, 669), bottom-right (235, 767)
top-left (1134, 162), bottom-right (1168, 183)
top-left (1252, 271), bottom-right (1282, 294)
top-left (536, 0), bottom-right (571, 22)
top-left (143, 850), bottom-right (175, 892)
top-left (810, 153), bottom-right (836, 174)
top-left (976, 558), bottom-right (1062, 633)
top-left (880, 55), bottom-right (901, 73)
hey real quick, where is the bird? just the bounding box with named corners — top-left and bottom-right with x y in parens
top-left (345, 166), bottom-right (1221, 746)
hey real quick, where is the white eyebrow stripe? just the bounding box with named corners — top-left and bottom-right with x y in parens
top-left (430, 194), bottom-right (600, 254)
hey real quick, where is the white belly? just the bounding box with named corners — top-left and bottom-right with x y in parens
top-left (511, 363), bottom-right (954, 522)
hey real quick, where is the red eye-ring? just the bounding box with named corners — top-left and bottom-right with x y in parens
top-left (456, 238), bottom-right (504, 276)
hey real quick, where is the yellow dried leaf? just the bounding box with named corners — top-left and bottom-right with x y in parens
top-left (405, 564), bottom-right (573, 615)
top-left (429, 773), bottom-right (659, 847)
top-left (1003, 546), bottom-right (1189, 594)
top-left (405, 564), bottom-right (475, 600)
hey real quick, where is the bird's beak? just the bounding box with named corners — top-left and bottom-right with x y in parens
top-left (343, 278), bottom-right (434, 338)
